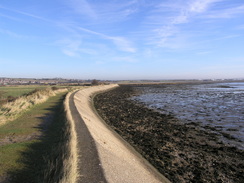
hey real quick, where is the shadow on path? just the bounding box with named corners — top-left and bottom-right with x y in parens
top-left (69, 91), bottom-right (107, 183)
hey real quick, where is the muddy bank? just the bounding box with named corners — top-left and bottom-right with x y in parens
top-left (93, 85), bottom-right (244, 183)
top-left (131, 83), bottom-right (244, 149)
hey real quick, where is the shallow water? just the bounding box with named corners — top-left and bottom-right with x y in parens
top-left (131, 82), bottom-right (244, 150)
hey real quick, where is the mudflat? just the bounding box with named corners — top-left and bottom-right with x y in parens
top-left (94, 85), bottom-right (244, 183)
top-left (73, 85), bottom-right (170, 183)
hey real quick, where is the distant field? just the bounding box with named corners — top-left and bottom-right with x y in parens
top-left (0, 85), bottom-right (47, 99)
top-left (0, 85), bottom-right (70, 106)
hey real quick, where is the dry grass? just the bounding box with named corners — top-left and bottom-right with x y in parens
top-left (40, 90), bottom-right (79, 183)
top-left (0, 92), bottom-right (69, 182)
top-left (59, 91), bottom-right (79, 183)
top-left (0, 87), bottom-right (79, 182)
top-left (0, 88), bottom-right (68, 126)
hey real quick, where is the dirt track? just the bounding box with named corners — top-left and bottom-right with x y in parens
top-left (69, 91), bottom-right (107, 183)
top-left (70, 85), bottom-right (170, 183)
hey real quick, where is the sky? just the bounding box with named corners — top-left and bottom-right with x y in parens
top-left (0, 0), bottom-right (244, 80)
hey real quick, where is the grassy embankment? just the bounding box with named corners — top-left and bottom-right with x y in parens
top-left (0, 85), bottom-right (47, 97)
top-left (0, 86), bottom-right (79, 182)
top-left (0, 86), bottom-right (68, 126)
top-left (0, 85), bottom-right (47, 105)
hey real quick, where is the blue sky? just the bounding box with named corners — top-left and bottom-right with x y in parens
top-left (0, 0), bottom-right (244, 80)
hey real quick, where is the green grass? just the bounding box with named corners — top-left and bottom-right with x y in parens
top-left (0, 85), bottom-right (70, 104)
top-left (0, 92), bottom-right (56, 137)
top-left (0, 85), bottom-right (47, 99)
top-left (0, 87), bottom-right (70, 125)
top-left (0, 142), bottom-right (32, 176)
top-left (0, 91), bottom-right (69, 182)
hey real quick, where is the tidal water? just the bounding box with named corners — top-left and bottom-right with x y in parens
top-left (131, 82), bottom-right (244, 150)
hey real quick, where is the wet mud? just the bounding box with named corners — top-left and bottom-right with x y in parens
top-left (131, 83), bottom-right (244, 149)
top-left (94, 85), bottom-right (244, 183)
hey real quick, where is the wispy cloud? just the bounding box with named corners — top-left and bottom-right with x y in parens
top-left (76, 26), bottom-right (136, 53)
top-left (110, 37), bottom-right (136, 53)
top-left (148, 0), bottom-right (223, 46)
top-left (58, 39), bottom-right (82, 57)
top-left (0, 5), bottom-right (51, 22)
top-left (67, 0), bottom-right (138, 24)
top-left (68, 0), bottom-right (97, 19)
top-left (189, 0), bottom-right (222, 13)
top-left (143, 0), bottom-right (244, 49)
top-left (57, 37), bottom-right (101, 57)
top-left (1, 3), bottom-right (137, 56)
top-left (95, 1), bottom-right (138, 23)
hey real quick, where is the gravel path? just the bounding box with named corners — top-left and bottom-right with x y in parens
top-left (71, 85), bottom-right (170, 183)
top-left (69, 91), bottom-right (107, 183)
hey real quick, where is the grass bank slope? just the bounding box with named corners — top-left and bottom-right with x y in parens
top-left (0, 88), bottom-right (67, 126)
top-left (0, 88), bottom-right (79, 183)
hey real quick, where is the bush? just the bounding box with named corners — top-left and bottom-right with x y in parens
top-left (7, 96), bottom-right (16, 102)
top-left (51, 86), bottom-right (58, 91)
top-left (91, 79), bottom-right (99, 86)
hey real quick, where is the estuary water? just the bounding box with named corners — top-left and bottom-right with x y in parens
top-left (131, 82), bottom-right (244, 150)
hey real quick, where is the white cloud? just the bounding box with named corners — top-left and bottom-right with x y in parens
top-left (59, 39), bottom-right (82, 57)
top-left (0, 5), bottom-right (51, 22)
top-left (96, 0), bottom-right (138, 21)
top-left (109, 37), bottom-right (136, 53)
top-left (143, 0), bottom-right (244, 49)
top-left (68, 0), bottom-right (97, 19)
top-left (172, 12), bottom-right (189, 24)
top-left (58, 38), bottom-right (103, 57)
top-left (76, 26), bottom-right (136, 53)
top-left (189, 0), bottom-right (221, 13)
top-left (67, 0), bottom-right (138, 24)
top-left (196, 51), bottom-right (212, 55)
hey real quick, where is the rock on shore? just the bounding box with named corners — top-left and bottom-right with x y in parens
top-left (94, 85), bottom-right (244, 183)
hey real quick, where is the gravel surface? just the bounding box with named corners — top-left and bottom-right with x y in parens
top-left (73, 85), bottom-right (169, 183)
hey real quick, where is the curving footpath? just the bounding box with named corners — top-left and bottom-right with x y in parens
top-left (68, 85), bottom-right (171, 183)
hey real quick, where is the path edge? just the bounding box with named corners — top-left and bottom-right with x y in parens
top-left (61, 90), bottom-right (79, 183)
top-left (90, 85), bottom-right (171, 183)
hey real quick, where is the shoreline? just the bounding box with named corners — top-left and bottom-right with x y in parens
top-left (131, 82), bottom-right (244, 150)
top-left (71, 85), bottom-right (170, 183)
top-left (94, 85), bottom-right (244, 183)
